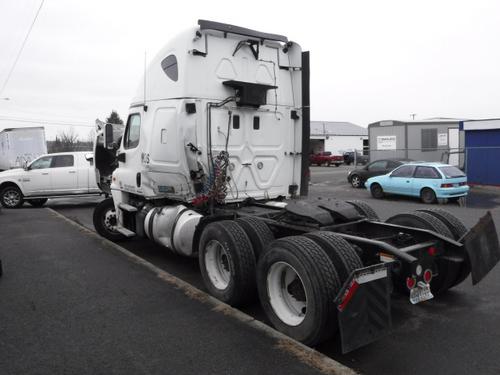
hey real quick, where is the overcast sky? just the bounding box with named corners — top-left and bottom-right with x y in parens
top-left (0, 0), bottom-right (499, 139)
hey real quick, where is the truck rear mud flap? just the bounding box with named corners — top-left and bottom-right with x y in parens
top-left (461, 211), bottom-right (500, 285)
top-left (335, 264), bottom-right (392, 353)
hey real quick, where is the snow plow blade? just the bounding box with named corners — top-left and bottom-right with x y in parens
top-left (462, 211), bottom-right (500, 285)
top-left (335, 264), bottom-right (392, 353)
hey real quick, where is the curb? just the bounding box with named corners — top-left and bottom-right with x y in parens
top-left (47, 208), bottom-right (358, 375)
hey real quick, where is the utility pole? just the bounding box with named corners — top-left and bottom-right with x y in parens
top-left (410, 113), bottom-right (417, 120)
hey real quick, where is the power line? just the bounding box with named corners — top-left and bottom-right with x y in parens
top-left (0, 116), bottom-right (94, 128)
top-left (0, 0), bottom-right (45, 97)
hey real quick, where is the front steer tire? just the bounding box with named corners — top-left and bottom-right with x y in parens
top-left (199, 221), bottom-right (256, 307)
top-left (257, 236), bottom-right (341, 346)
top-left (93, 198), bottom-right (126, 242)
top-left (0, 185), bottom-right (24, 208)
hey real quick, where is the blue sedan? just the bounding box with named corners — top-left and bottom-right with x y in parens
top-left (365, 162), bottom-right (469, 204)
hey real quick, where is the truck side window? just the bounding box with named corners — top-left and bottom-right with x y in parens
top-left (51, 155), bottom-right (74, 168)
top-left (124, 114), bottom-right (141, 149)
top-left (30, 156), bottom-right (52, 170)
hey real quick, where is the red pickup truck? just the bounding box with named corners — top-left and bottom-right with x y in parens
top-left (310, 151), bottom-right (343, 167)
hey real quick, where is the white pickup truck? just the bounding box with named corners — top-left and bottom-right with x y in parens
top-left (0, 151), bottom-right (101, 208)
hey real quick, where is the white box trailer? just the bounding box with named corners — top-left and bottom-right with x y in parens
top-left (0, 127), bottom-right (47, 171)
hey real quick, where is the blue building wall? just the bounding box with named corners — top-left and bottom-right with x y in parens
top-left (465, 129), bottom-right (500, 185)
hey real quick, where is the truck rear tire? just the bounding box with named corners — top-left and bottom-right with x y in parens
top-left (235, 216), bottom-right (274, 258)
top-left (346, 200), bottom-right (380, 221)
top-left (416, 208), bottom-right (470, 287)
top-left (257, 236), bottom-right (341, 346)
top-left (0, 185), bottom-right (24, 208)
top-left (27, 198), bottom-right (48, 208)
top-left (93, 198), bottom-right (126, 242)
top-left (304, 231), bottom-right (363, 283)
top-left (199, 220), bottom-right (256, 306)
top-left (386, 211), bottom-right (459, 294)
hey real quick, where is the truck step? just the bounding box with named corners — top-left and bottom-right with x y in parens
top-left (118, 203), bottom-right (138, 212)
top-left (115, 226), bottom-right (136, 237)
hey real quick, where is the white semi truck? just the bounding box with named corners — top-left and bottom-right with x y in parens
top-left (93, 20), bottom-right (500, 352)
top-left (0, 127), bottom-right (47, 171)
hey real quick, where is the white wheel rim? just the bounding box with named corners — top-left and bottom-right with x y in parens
top-left (205, 240), bottom-right (231, 290)
top-left (4, 189), bottom-right (20, 207)
top-left (103, 208), bottom-right (118, 232)
top-left (267, 261), bottom-right (307, 326)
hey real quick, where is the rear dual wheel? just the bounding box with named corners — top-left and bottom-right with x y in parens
top-left (257, 236), bottom-right (341, 346)
top-left (386, 211), bottom-right (460, 294)
top-left (199, 220), bottom-right (257, 307)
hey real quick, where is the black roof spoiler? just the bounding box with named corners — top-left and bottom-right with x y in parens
top-left (198, 20), bottom-right (288, 43)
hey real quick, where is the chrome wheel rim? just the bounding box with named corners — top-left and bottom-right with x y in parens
top-left (3, 189), bottom-right (21, 207)
top-left (351, 175), bottom-right (361, 188)
top-left (267, 261), bottom-right (307, 326)
top-left (205, 240), bottom-right (231, 290)
top-left (103, 208), bottom-right (118, 232)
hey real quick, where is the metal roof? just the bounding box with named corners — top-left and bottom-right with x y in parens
top-left (311, 121), bottom-right (368, 136)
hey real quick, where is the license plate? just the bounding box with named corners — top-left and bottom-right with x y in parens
top-left (409, 282), bottom-right (434, 304)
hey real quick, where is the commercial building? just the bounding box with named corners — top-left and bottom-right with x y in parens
top-left (310, 121), bottom-right (368, 155)
top-left (462, 119), bottom-right (500, 185)
top-left (368, 119), bottom-right (464, 165)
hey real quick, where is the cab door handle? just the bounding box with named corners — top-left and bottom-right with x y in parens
top-left (69, 171), bottom-right (76, 174)
top-left (42, 172), bottom-right (49, 175)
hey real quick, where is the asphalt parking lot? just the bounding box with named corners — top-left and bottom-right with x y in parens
top-left (3, 167), bottom-right (500, 375)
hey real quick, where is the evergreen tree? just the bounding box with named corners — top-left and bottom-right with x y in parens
top-left (106, 110), bottom-right (123, 125)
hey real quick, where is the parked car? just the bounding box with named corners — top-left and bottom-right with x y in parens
top-left (347, 158), bottom-right (413, 188)
top-left (0, 151), bottom-right (101, 208)
top-left (309, 151), bottom-right (343, 167)
top-left (365, 162), bottom-right (469, 204)
top-left (343, 151), bottom-right (369, 165)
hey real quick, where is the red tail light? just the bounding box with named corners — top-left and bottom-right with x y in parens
top-left (423, 269), bottom-right (433, 283)
top-left (441, 183), bottom-right (453, 188)
top-left (428, 246), bottom-right (438, 256)
top-left (406, 276), bottom-right (416, 290)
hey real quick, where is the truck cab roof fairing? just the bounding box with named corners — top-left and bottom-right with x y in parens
top-left (198, 20), bottom-right (288, 43)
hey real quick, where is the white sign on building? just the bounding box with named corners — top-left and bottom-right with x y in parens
top-left (377, 135), bottom-right (397, 150)
top-left (438, 133), bottom-right (448, 146)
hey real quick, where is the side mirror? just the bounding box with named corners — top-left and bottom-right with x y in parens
top-left (23, 161), bottom-right (29, 171)
top-left (104, 123), bottom-right (114, 149)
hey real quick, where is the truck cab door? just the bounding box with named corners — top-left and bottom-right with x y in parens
top-left (49, 154), bottom-right (78, 194)
top-left (112, 112), bottom-right (144, 195)
top-left (23, 155), bottom-right (53, 195)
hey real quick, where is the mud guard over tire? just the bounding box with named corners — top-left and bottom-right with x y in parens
top-left (199, 220), bottom-right (256, 307)
top-left (257, 236), bottom-right (341, 346)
